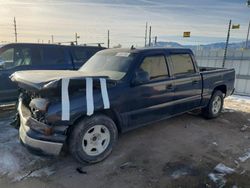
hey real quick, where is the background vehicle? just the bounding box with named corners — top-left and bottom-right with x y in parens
top-left (12, 47), bottom-right (235, 163)
top-left (0, 43), bottom-right (105, 104)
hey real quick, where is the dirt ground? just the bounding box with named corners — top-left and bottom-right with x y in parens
top-left (0, 96), bottom-right (250, 188)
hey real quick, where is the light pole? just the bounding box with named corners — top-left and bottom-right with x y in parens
top-left (246, 0), bottom-right (250, 49)
top-left (222, 20), bottom-right (232, 68)
top-left (246, 21), bottom-right (250, 49)
top-left (222, 20), bottom-right (240, 68)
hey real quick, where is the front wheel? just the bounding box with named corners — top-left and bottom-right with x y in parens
top-left (202, 90), bottom-right (224, 119)
top-left (69, 115), bottom-right (118, 164)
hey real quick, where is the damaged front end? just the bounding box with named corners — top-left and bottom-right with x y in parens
top-left (18, 92), bottom-right (66, 155)
top-left (11, 70), bottom-right (115, 156)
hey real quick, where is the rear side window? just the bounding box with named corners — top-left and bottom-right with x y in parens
top-left (43, 47), bottom-right (65, 64)
top-left (170, 54), bottom-right (195, 76)
top-left (140, 55), bottom-right (168, 80)
top-left (72, 48), bottom-right (89, 63)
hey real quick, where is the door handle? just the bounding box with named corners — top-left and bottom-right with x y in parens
top-left (166, 84), bottom-right (173, 90)
top-left (192, 80), bottom-right (199, 84)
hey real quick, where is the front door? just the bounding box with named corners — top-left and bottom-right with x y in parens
top-left (124, 54), bottom-right (174, 130)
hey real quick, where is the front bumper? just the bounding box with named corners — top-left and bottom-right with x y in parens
top-left (18, 100), bottom-right (64, 155)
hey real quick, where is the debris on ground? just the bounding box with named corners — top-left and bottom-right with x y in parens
top-left (171, 169), bottom-right (189, 179)
top-left (120, 162), bottom-right (137, 169)
top-left (240, 125), bottom-right (249, 132)
top-left (14, 166), bottom-right (55, 182)
top-left (28, 166), bottom-right (55, 178)
top-left (212, 142), bottom-right (218, 146)
top-left (238, 150), bottom-right (250, 162)
top-left (214, 163), bottom-right (235, 174)
top-left (76, 167), bottom-right (87, 174)
top-left (208, 163), bottom-right (235, 188)
top-left (208, 173), bottom-right (226, 188)
top-left (162, 161), bottom-right (198, 180)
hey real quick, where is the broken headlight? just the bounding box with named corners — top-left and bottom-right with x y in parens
top-left (29, 98), bottom-right (49, 121)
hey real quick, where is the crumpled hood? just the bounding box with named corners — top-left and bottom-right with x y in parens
top-left (10, 70), bottom-right (111, 91)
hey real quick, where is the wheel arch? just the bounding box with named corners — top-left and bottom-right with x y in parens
top-left (66, 109), bottom-right (123, 137)
top-left (213, 84), bottom-right (227, 96)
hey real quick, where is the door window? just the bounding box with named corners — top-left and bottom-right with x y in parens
top-left (15, 48), bottom-right (32, 66)
top-left (140, 55), bottom-right (169, 80)
top-left (43, 47), bottom-right (65, 64)
top-left (72, 48), bottom-right (89, 63)
top-left (170, 54), bottom-right (195, 76)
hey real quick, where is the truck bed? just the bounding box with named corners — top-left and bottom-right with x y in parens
top-left (199, 66), bottom-right (235, 107)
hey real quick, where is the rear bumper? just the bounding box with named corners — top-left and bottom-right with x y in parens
top-left (18, 100), bottom-right (64, 155)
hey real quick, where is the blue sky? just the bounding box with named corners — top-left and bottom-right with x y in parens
top-left (0, 0), bottom-right (249, 47)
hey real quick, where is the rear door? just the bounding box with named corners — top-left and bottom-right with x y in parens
top-left (168, 53), bottom-right (202, 114)
top-left (125, 52), bottom-right (175, 129)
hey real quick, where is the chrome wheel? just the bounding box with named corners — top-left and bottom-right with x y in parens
top-left (212, 96), bottom-right (222, 114)
top-left (82, 125), bottom-right (111, 156)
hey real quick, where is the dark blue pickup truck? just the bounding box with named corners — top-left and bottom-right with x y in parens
top-left (0, 43), bottom-right (105, 104)
top-left (11, 47), bottom-right (235, 163)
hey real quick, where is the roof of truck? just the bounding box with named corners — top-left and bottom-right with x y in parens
top-left (99, 47), bottom-right (193, 54)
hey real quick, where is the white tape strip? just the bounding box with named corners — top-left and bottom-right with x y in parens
top-left (86, 77), bottom-right (94, 116)
top-left (61, 78), bottom-right (70, 121)
top-left (100, 78), bottom-right (110, 109)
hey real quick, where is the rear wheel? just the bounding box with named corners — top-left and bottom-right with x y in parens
top-left (202, 90), bottom-right (224, 119)
top-left (69, 114), bottom-right (118, 164)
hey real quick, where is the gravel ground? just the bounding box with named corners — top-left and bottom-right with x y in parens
top-left (0, 96), bottom-right (250, 188)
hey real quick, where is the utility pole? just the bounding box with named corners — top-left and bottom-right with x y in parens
top-left (75, 33), bottom-right (80, 45)
top-left (51, 35), bottom-right (54, 44)
top-left (154, 36), bottom-right (157, 46)
top-left (14, 17), bottom-right (17, 43)
top-left (246, 21), bottom-right (250, 49)
top-left (144, 22), bottom-right (148, 47)
top-left (148, 26), bottom-right (152, 47)
top-left (222, 20), bottom-right (232, 68)
top-left (107, 30), bottom-right (110, 48)
top-left (246, 1), bottom-right (250, 48)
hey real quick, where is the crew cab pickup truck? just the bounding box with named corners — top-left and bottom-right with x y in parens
top-left (0, 43), bottom-right (105, 104)
top-left (11, 47), bottom-right (235, 163)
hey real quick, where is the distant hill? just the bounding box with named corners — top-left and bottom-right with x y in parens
top-left (154, 41), bottom-right (249, 50)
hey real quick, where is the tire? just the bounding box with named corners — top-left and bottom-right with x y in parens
top-left (202, 90), bottom-right (224, 119)
top-left (69, 114), bottom-right (118, 164)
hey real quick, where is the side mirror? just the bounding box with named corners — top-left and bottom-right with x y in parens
top-left (132, 69), bottom-right (150, 85)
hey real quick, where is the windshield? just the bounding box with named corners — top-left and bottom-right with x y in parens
top-left (79, 50), bottom-right (135, 80)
